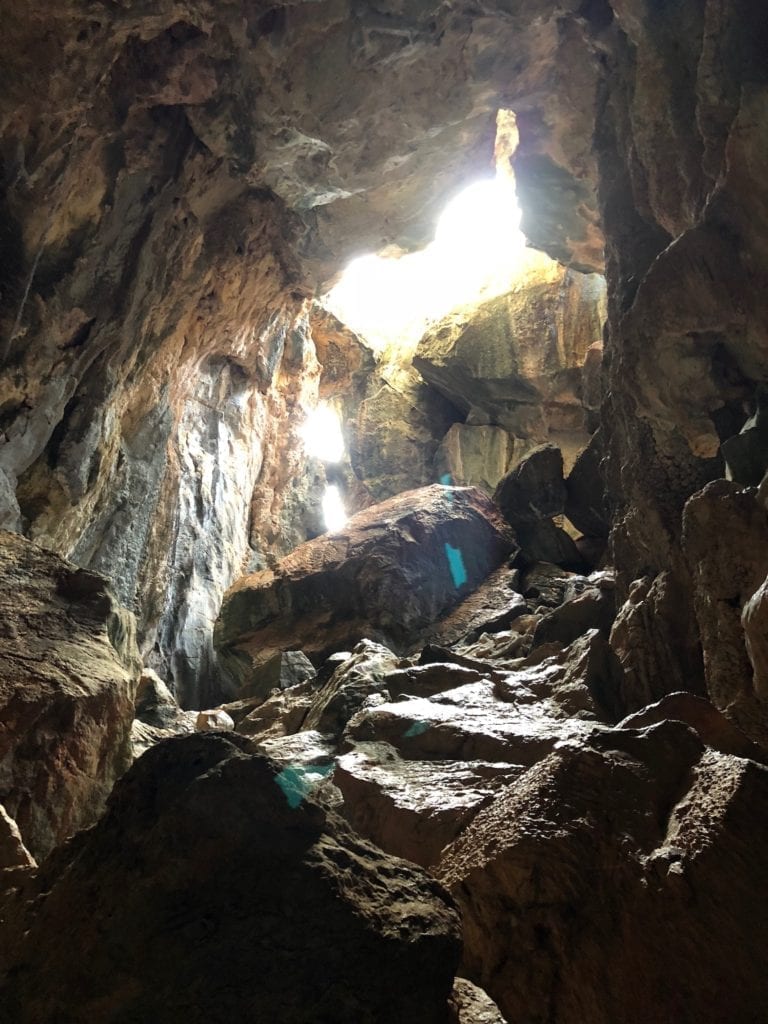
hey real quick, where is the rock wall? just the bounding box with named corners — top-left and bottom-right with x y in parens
top-left (0, 0), bottom-right (608, 706)
top-left (593, 0), bottom-right (768, 742)
top-left (312, 261), bottom-right (606, 514)
top-left (0, 531), bottom-right (141, 860)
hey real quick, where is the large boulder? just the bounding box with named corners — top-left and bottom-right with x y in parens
top-left (493, 444), bottom-right (565, 528)
top-left (0, 531), bottom-right (140, 859)
top-left (564, 428), bottom-right (610, 539)
top-left (493, 445), bottom-right (582, 567)
top-left (437, 722), bottom-right (768, 1024)
top-left (302, 640), bottom-right (401, 740)
top-left (0, 734), bottom-right (461, 1024)
top-left (215, 485), bottom-right (516, 695)
top-left (413, 268), bottom-right (605, 444)
top-left (335, 742), bottom-right (522, 869)
top-left (343, 678), bottom-right (593, 767)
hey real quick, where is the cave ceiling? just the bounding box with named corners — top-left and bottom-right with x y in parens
top-left (1, 0), bottom-right (605, 300)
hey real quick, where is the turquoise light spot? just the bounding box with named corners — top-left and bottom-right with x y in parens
top-left (275, 764), bottom-right (333, 809)
top-left (444, 542), bottom-right (468, 588)
top-left (404, 720), bottom-right (430, 738)
top-left (440, 473), bottom-right (453, 486)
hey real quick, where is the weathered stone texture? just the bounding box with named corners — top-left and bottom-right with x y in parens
top-left (0, 531), bottom-right (140, 859)
top-left (414, 266), bottom-right (606, 447)
top-left (437, 724), bottom-right (768, 1024)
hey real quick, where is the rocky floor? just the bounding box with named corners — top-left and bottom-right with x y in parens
top-left (129, 534), bottom-right (768, 1021)
top-left (2, 478), bottom-right (767, 1022)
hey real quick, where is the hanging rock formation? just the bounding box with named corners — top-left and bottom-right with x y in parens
top-left (414, 265), bottom-right (606, 467)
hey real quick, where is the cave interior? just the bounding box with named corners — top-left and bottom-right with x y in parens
top-left (1, 2), bottom-right (768, 1022)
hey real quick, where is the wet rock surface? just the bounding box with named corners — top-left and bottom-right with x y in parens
top-left (335, 743), bottom-right (522, 869)
top-left (2, 0), bottom-right (768, 1020)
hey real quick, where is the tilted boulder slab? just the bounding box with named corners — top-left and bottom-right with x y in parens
top-left (0, 531), bottom-right (140, 860)
top-left (215, 485), bottom-right (516, 694)
top-left (0, 734), bottom-right (461, 1024)
top-left (343, 679), bottom-right (593, 767)
top-left (494, 444), bottom-right (566, 528)
top-left (493, 445), bottom-right (582, 567)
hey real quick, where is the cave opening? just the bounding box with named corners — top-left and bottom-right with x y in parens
top-left (322, 110), bottom-right (540, 352)
top-left (299, 400), bottom-right (348, 531)
top-left (311, 108), bottom-right (607, 548)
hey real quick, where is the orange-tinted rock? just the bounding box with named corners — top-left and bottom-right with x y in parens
top-left (413, 271), bottom-right (605, 444)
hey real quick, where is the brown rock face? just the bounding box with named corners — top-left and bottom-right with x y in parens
top-left (0, 0), bottom-right (609, 713)
top-left (595, 0), bottom-right (768, 738)
top-left (413, 267), bottom-right (606, 453)
top-left (0, 734), bottom-right (461, 1024)
top-left (0, 531), bottom-right (140, 860)
top-left (334, 742), bottom-right (522, 869)
top-left (214, 485), bottom-right (516, 694)
top-left (681, 480), bottom-right (768, 746)
top-left (2, 4), bottom-right (768, 1020)
top-left (437, 723), bottom-right (768, 1024)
